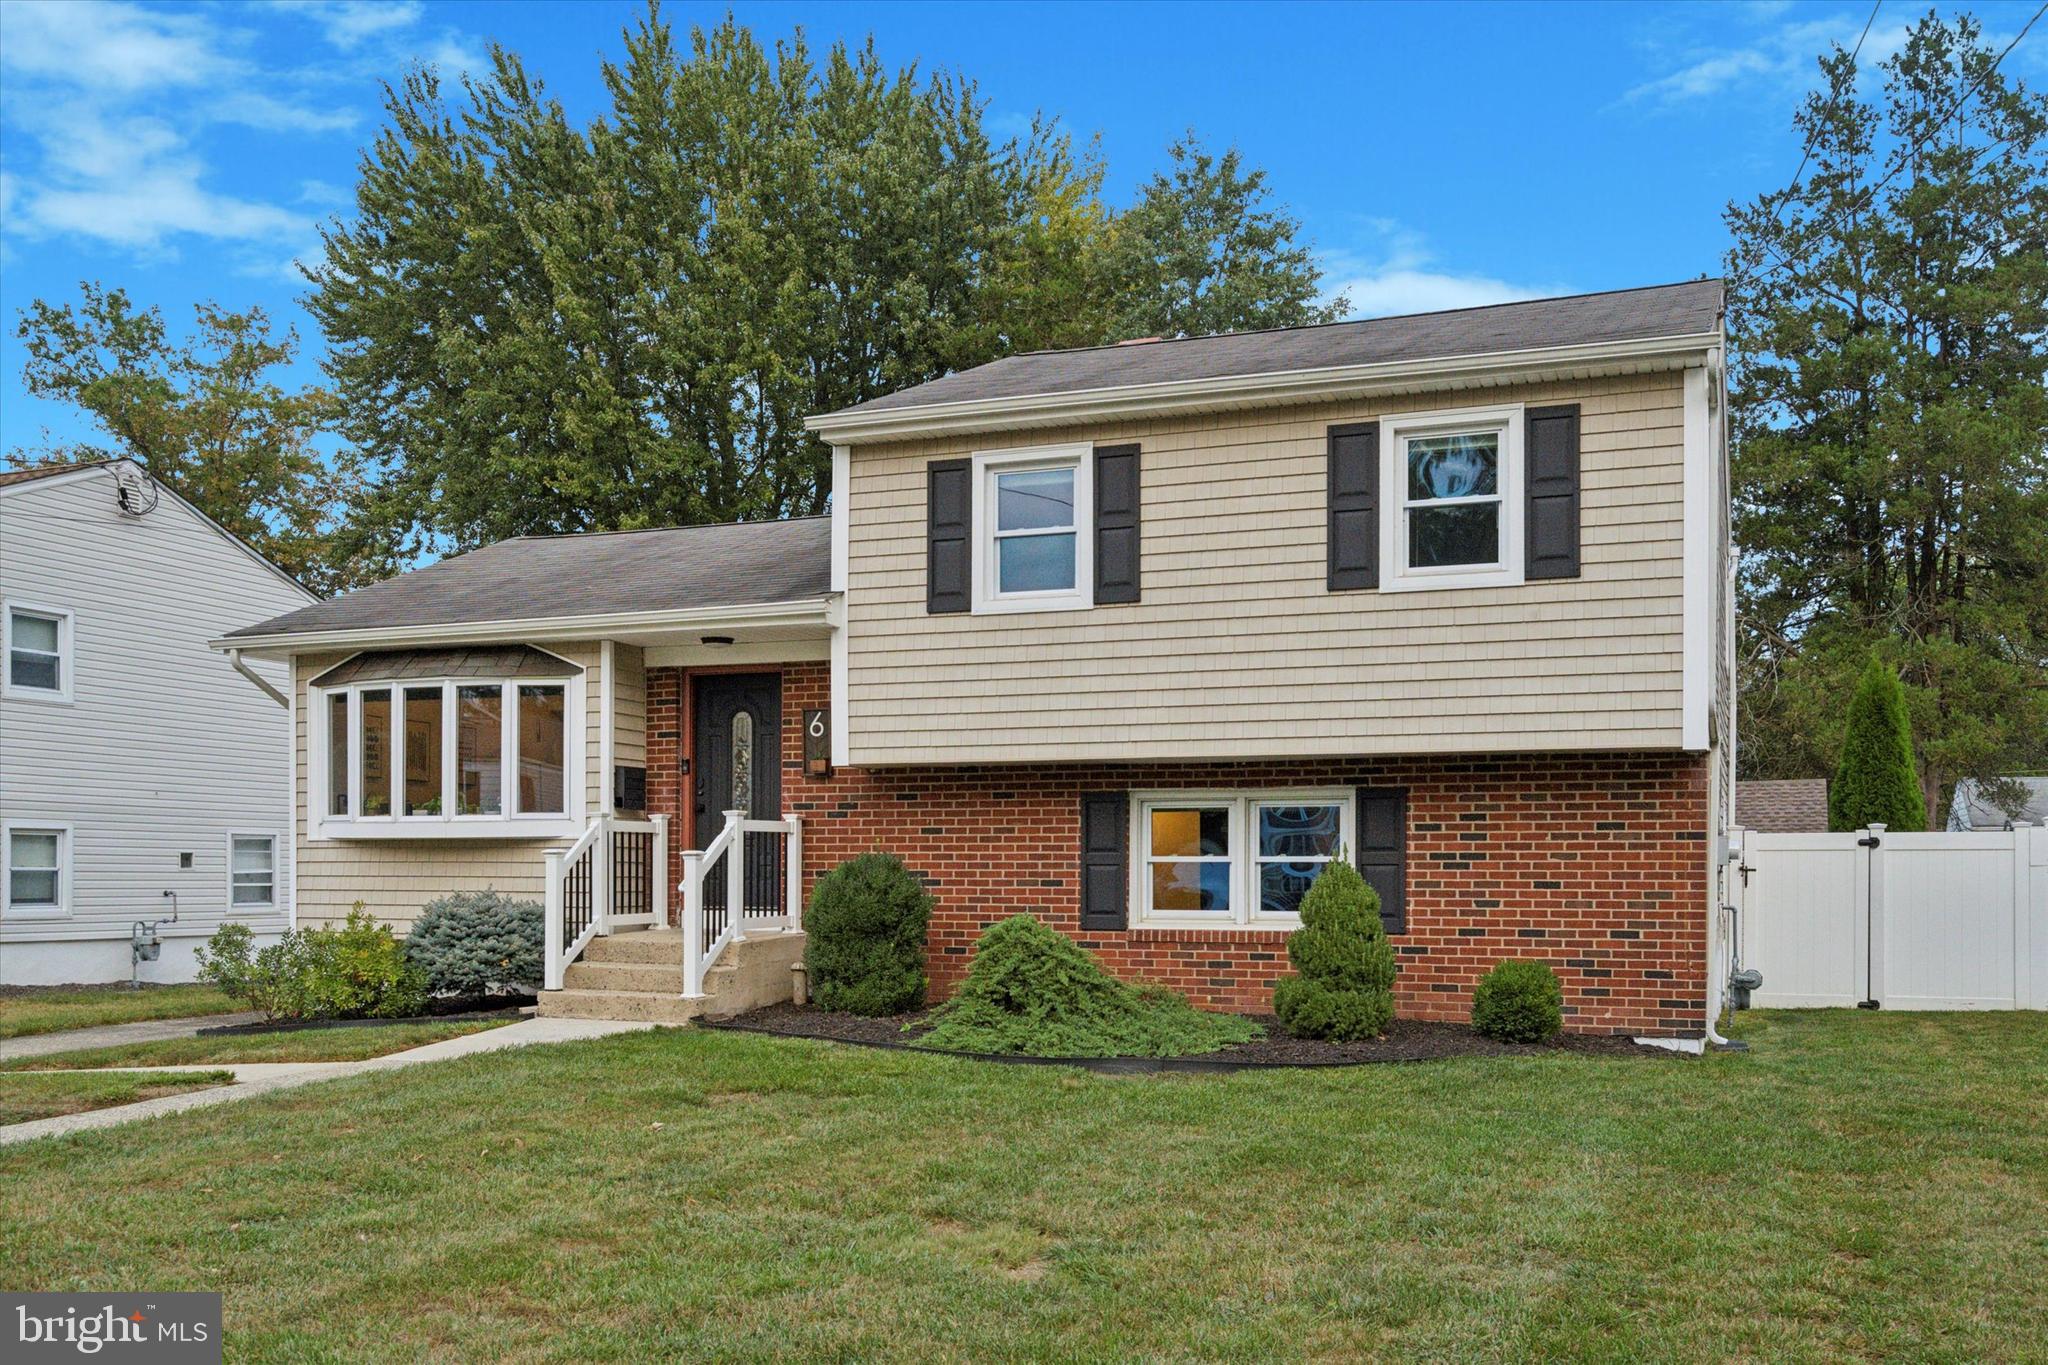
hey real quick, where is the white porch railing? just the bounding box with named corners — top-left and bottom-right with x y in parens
top-left (544, 812), bottom-right (670, 990)
top-left (681, 809), bottom-right (804, 998)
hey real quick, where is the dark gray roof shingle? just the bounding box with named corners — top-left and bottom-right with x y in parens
top-left (824, 279), bottom-right (1723, 419)
top-left (1737, 779), bottom-right (1831, 833)
top-left (229, 517), bottom-right (831, 638)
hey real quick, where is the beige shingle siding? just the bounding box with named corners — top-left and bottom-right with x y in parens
top-left (844, 372), bottom-right (1689, 765)
top-left (613, 643), bottom-right (646, 774)
top-left (291, 642), bottom-right (599, 931)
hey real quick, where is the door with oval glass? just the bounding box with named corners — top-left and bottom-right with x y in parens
top-left (692, 672), bottom-right (783, 915)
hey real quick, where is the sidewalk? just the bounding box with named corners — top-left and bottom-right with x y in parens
top-left (0, 1012), bottom-right (267, 1063)
top-left (0, 1016), bottom-right (660, 1147)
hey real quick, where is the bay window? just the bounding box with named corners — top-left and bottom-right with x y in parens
top-left (1134, 791), bottom-right (1353, 928)
top-left (314, 674), bottom-right (575, 836)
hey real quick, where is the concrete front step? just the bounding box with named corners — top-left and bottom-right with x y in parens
top-left (537, 927), bottom-right (805, 1024)
top-left (537, 988), bottom-right (705, 1024)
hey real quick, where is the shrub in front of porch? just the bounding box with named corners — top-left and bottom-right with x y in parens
top-left (197, 911), bottom-right (428, 1021)
top-left (405, 891), bottom-right (543, 997)
top-left (917, 914), bottom-right (1261, 1057)
top-left (804, 853), bottom-right (931, 1016)
top-left (1272, 862), bottom-right (1396, 1040)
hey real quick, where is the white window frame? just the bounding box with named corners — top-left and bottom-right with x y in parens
top-left (1379, 403), bottom-right (1526, 593)
top-left (2, 600), bottom-right (74, 703)
top-left (1131, 790), bottom-right (1355, 930)
top-left (970, 442), bottom-right (1094, 614)
top-left (2, 820), bottom-right (73, 919)
top-left (308, 674), bottom-right (583, 841)
top-left (226, 832), bottom-right (279, 911)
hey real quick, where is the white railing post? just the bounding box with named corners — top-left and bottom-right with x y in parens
top-left (653, 814), bottom-right (670, 928)
top-left (725, 809), bottom-right (747, 941)
top-left (785, 813), bottom-right (804, 932)
top-left (593, 814), bottom-right (613, 937)
top-left (682, 850), bottom-right (705, 998)
top-left (543, 849), bottom-right (565, 991)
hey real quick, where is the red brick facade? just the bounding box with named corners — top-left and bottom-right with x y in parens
top-left (648, 661), bottom-right (1710, 1036)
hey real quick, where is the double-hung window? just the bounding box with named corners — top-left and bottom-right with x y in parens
top-left (1381, 404), bottom-right (1525, 592)
top-left (971, 443), bottom-right (1093, 612)
top-left (3, 602), bottom-right (72, 701)
top-left (1135, 791), bottom-right (1352, 928)
top-left (316, 675), bottom-right (574, 837)
top-left (2, 822), bottom-right (70, 917)
top-left (229, 835), bottom-right (277, 908)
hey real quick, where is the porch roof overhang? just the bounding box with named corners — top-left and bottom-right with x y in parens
top-left (211, 596), bottom-right (835, 660)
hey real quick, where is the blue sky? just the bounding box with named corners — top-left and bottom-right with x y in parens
top-left (3, 0), bottom-right (2043, 455)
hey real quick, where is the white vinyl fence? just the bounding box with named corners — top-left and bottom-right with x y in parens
top-left (1736, 823), bottom-right (2047, 1010)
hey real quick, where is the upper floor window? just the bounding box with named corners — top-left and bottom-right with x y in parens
top-left (3, 602), bottom-right (73, 702)
top-left (1381, 405), bottom-right (1525, 593)
top-left (2, 822), bottom-right (70, 917)
top-left (972, 443), bottom-right (1093, 613)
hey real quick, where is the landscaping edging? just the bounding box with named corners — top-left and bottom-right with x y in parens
top-left (701, 1003), bottom-right (1674, 1072)
top-left (197, 1005), bottom-right (528, 1037)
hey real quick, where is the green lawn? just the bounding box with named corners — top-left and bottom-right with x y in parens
top-left (0, 1070), bottom-right (235, 1126)
top-left (2, 1011), bottom-right (2043, 1362)
top-left (0, 983), bottom-right (243, 1039)
top-left (0, 1018), bottom-right (508, 1071)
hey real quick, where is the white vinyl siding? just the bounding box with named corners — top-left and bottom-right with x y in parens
top-left (0, 468), bottom-right (308, 956)
top-left (842, 371), bottom-right (1689, 765)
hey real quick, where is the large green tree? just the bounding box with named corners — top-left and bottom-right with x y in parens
top-left (10, 284), bottom-right (372, 594)
top-left (1725, 10), bottom-right (2048, 824)
top-left (308, 8), bottom-right (1342, 558)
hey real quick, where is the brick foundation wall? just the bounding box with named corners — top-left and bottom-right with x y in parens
top-left (648, 662), bottom-right (1710, 1037)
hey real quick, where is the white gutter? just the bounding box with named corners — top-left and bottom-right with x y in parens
top-left (808, 331), bottom-right (1724, 445)
top-left (210, 597), bottom-right (833, 656)
top-left (228, 648), bottom-right (289, 709)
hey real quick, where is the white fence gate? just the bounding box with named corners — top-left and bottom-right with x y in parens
top-left (1737, 823), bottom-right (2047, 1010)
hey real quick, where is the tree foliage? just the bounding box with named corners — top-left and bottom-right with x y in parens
top-left (1725, 12), bottom-right (2048, 823)
top-left (308, 7), bottom-right (1341, 559)
top-left (10, 284), bottom-right (372, 594)
top-left (1830, 655), bottom-right (1928, 831)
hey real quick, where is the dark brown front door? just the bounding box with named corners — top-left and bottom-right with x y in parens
top-left (692, 672), bottom-right (782, 913)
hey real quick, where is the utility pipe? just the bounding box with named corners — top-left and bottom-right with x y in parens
top-left (228, 648), bottom-right (289, 709)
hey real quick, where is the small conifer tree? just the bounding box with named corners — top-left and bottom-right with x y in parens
top-left (1829, 655), bottom-right (1926, 832)
top-left (1272, 862), bottom-right (1396, 1039)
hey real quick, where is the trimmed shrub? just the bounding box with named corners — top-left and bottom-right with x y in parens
top-left (918, 914), bottom-right (1261, 1057)
top-left (1830, 654), bottom-right (1926, 831)
top-left (405, 890), bottom-right (543, 996)
top-left (1272, 862), bottom-right (1397, 1040)
top-left (1471, 960), bottom-right (1564, 1043)
top-left (804, 853), bottom-right (932, 1016)
top-left (196, 909), bottom-right (427, 1020)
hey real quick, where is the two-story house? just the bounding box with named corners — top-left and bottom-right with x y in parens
top-left (1, 460), bottom-right (315, 984)
top-left (217, 280), bottom-right (1735, 1039)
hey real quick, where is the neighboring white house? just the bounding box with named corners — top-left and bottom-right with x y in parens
top-left (0, 460), bottom-right (315, 985)
top-left (1948, 776), bottom-right (2048, 831)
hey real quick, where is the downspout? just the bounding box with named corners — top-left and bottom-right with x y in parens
top-left (1703, 357), bottom-right (1736, 1051)
top-left (229, 648), bottom-right (289, 709)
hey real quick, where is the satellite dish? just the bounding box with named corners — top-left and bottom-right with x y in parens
top-left (112, 462), bottom-right (160, 518)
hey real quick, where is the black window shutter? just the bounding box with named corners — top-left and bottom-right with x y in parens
top-left (1094, 444), bottom-right (1141, 604)
top-left (1327, 422), bottom-right (1380, 590)
top-left (1355, 787), bottom-right (1408, 934)
top-left (927, 457), bottom-right (971, 613)
top-left (1078, 792), bottom-right (1129, 931)
top-left (1525, 404), bottom-right (1581, 580)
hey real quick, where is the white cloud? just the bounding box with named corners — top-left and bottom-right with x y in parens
top-left (1319, 222), bottom-right (1560, 320)
top-left (1623, 8), bottom-right (1916, 107)
top-left (0, 0), bottom-right (231, 93)
top-left (282, 0), bottom-right (425, 50)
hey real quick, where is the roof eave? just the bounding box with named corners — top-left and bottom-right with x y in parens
top-left (211, 596), bottom-right (834, 657)
top-left (807, 331), bottom-right (1726, 446)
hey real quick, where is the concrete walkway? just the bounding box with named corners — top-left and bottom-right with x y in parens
top-left (0, 1016), bottom-right (660, 1148)
top-left (0, 1011), bottom-right (267, 1062)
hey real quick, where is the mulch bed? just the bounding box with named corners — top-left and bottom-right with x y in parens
top-left (703, 1002), bottom-right (1673, 1071)
top-left (197, 994), bottom-right (534, 1036)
